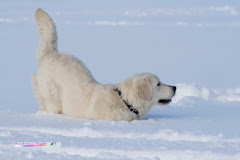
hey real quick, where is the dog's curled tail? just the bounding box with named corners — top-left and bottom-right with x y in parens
top-left (35, 8), bottom-right (58, 61)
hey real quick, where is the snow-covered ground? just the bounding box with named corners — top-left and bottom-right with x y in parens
top-left (0, 0), bottom-right (240, 159)
top-left (1, 84), bottom-right (240, 160)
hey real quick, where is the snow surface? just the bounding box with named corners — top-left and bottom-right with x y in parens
top-left (1, 85), bottom-right (240, 160)
top-left (0, 0), bottom-right (240, 160)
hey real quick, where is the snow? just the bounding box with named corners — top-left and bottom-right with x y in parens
top-left (1, 84), bottom-right (240, 160)
top-left (173, 83), bottom-right (240, 104)
top-left (0, 0), bottom-right (240, 159)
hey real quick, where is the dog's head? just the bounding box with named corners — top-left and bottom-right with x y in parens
top-left (119, 73), bottom-right (176, 107)
top-left (134, 73), bottom-right (176, 105)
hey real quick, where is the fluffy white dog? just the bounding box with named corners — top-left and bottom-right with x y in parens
top-left (33, 9), bottom-right (176, 121)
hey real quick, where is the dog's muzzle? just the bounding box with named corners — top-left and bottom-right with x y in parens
top-left (158, 86), bottom-right (176, 105)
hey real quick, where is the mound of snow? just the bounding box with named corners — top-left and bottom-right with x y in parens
top-left (172, 83), bottom-right (240, 105)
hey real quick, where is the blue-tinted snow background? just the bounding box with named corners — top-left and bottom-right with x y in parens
top-left (0, 0), bottom-right (240, 159)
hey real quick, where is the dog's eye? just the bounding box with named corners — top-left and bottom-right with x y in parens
top-left (157, 82), bottom-right (161, 86)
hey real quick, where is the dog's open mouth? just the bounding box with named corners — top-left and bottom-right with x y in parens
top-left (158, 99), bottom-right (172, 105)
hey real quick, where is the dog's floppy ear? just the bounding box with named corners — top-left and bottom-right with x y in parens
top-left (136, 78), bottom-right (153, 101)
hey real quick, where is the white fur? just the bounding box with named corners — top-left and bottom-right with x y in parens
top-left (33, 9), bottom-right (176, 121)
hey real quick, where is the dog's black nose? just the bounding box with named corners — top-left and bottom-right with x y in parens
top-left (172, 86), bottom-right (177, 92)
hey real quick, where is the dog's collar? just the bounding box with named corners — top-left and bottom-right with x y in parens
top-left (114, 88), bottom-right (139, 115)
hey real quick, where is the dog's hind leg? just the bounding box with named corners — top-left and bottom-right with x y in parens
top-left (32, 74), bottom-right (47, 111)
top-left (44, 81), bottom-right (63, 114)
top-left (33, 75), bottom-right (62, 114)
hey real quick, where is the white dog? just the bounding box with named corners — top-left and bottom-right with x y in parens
top-left (33, 9), bottom-right (176, 121)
